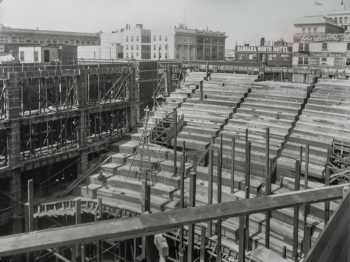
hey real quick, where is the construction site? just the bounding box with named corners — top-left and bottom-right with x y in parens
top-left (0, 58), bottom-right (348, 262)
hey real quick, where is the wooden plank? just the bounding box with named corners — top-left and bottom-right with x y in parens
top-left (0, 184), bottom-right (347, 257)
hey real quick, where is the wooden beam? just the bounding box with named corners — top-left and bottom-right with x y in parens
top-left (187, 169), bottom-right (197, 262)
top-left (0, 185), bottom-right (347, 257)
top-left (265, 128), bottom-right (271, 248)
top-left (200, 226), bottom-right (206, 262)
top-left (173, 108), bottom-right (178, 176)
top-left (207, 137), bottom-right (214, 237)
top-left (179, 141), bottom-right (186, 262)
top-left (231, 136), bottom-right (236, 193)
top-left (293, 160), bottom-right (301, 262)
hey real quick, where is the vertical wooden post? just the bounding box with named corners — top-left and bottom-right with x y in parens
top-left (80, 244), bottom-right (85, 262)
top-left (239, 216), bottom-right (246, 262)
top-left (25, 179), bottom-right (34, 262)
top-left (231, 136), bottom-right (236, 193)
top-left (200, 226), bottom-right (206, 262)
top-left (179, 141), bottom-right (186, 262)
top-left (75, 199), bottom-right (82, 260)
top-left (143, 180), bottom-right (151, 213)
top-left (96, 198), bottom-right (103, 262)
top-left (200, 80), bottom-right (204, 101)
top-left (208, 137), bottom-right (215, 237)
top-left (293, 160), bottom-right (301, 262)
top-left (324, 166), bottom-right (330, 223)
top-left (187, 168), bottom-right (197, 262)
top-left (303, 144), bottom-right (310, 255)
top-left (216, 136), bottom-right (223, 262)
top-left (303, 224), bottom-right (314, 255)
top-left (26, 179), bottom-right (34, 232)
top-left (245, 141), bottom-right (251, 249)
top-left (173, 108), bottom-right (178, 176)
top-left (305, 144), bottom-right (310, 189)
top-left (265, 128), bottom-right (271, 248)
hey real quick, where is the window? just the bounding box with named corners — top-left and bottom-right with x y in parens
top-left (340, 17), bottom-right (343, 24)
top-left (165, 44), bottom-right (168, 50)
top-left (159, 35), bottom-right (162, 41)
top-left (321, 57), bottom-right (327, 64)
top-left (346, 58), bottom-right (350, 65)
top-left (298, 56), bottom-right (308, 65)
top-left (345, 17), bottom-right (348, 24)
top-left (131, 36), bottom-right (134, 42)
top-left (20, 51), bottom-right (24, 61)
top-left (34, 50), bottom-right (39, 62)
top-left (136, 36), bottom-right (139, 41)
top-left (299, 43), bottom-right (304, 52)
top-left (322, 43), bottom-right (328, 51)
top-left (154, 53), bottom-right (156, 59)
top-left (44, 50), bottom-right (50, 62)
top-left (347, 43), bottom-right (350, 51)
top-left (165, 36), bottom-right (168, 41)
top-left (305, 43), bottom-right (309, 52)
top-left (313, 27), bottom-right (317, 32)
top-left (298, 56), bottom-right (303, 65)
top-left (302, 27), bottom-right (306, 33)
top-left (153, 45), bottom-right (156, 50)
top-left (335, 17), bottom-right (338, 23)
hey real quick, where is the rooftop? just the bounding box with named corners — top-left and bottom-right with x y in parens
top-left (294, 15), bottom-right (341, 27)
top-left (0, 24), bottom-right (100, 38)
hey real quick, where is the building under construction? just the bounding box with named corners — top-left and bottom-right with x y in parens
top-left (0, 56), bottom-right (348, 262)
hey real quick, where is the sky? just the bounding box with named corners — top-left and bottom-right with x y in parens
top-left (0, 0), bottom-right (348, 48)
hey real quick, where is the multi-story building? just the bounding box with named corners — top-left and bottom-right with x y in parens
top-left (151, 30), bottom-right (175, 60)
top-left (151, 24), bottom-right (226, 61)
top-left (328, 10), bottom-right (350, 31)
top-left (122, 24), bottom-right (151, 60)
top-left (78, 31), bottom-right (123, 60)
top-left (292, 15), bottom-right (350, 80)
top-left (174, 24), bottom-right (226, 61)
top-left (0, 24), bottom-right (100, 64)
top-left (234, 38), bottom-right (292, 67)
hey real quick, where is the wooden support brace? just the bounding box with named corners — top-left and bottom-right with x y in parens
top-left (245, 141), bottom-right (251, 249)
top-left (265, 128), bottom-right (271, 248)
top-left (173, 108), bottom-right (178, 176)
top-left (179, 141), bottom-right (186, 261)
top-left (293, 160), bottom-right (301, 262)
top-left (324, 166), bottom-right (330, 224)
top-left (26, 179), bottom-right (34, 262)
top-left (208, 137), bottom-right (215, 237)
top-left (239, 216), bottom-right (246, 262)
top-left (231, 136), bottom-right (236, 193)
top-left (200, 80), bottom-right (204, 101)
top-left (216, 136), bottom-right (223, 262)
top-left (200, 226), bottom-right (206, 262)
top-left (187, 169), bottom-right (197, 262)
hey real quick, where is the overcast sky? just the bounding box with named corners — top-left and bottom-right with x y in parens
top-left (0, 0), bottom-right (348, 48)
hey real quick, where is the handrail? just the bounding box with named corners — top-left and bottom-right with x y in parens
top-left (0, 184), bottom-right (348, 256)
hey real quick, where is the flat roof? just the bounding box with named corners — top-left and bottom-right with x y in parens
top-left (295, 16), bottom-right (341, 27)
top-left (0, 25), bottom-right (100, 38)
